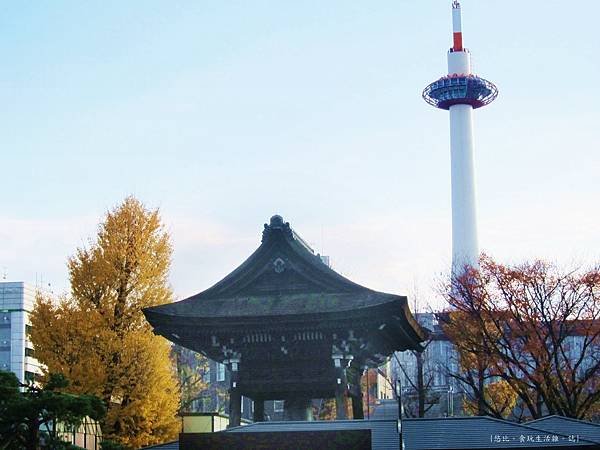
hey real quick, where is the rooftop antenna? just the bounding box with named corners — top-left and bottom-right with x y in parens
top-left (321, 224), bottom-right (324, 255)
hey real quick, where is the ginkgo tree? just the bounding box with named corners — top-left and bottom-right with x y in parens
top-left (30, 197), bottom-right (180, 448)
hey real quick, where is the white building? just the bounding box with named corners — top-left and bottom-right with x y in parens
top-left (0, 281), bottom-right (42, 383)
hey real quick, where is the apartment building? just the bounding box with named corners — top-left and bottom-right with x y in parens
top-left (0, 281), bottom-right (43, 384)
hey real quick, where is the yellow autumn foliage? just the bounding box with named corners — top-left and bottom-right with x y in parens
top-left (30, 197), bottom-right (180, 448)
top-left (463, 380), bottom-right (518, 418)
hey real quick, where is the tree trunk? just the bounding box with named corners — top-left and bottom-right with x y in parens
top-left (416, 352), bottom-right (425, 417)
top-left (477, 362), bottom-right (486, 416)
top-left (26, 417), bottom-right (40, 450)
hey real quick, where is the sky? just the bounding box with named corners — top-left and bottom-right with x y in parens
top-left (1, 0), bottom-right (599, 309)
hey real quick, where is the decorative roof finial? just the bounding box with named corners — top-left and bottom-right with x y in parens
top-left (269, 215), bottom-right (284, 228)
top-left (262, 215), bottom-right (292, 242)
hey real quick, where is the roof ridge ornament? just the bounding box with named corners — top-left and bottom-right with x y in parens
top-left (262, 214), bottom-right (293, 242)
top-left (273, 257), bottom-right (286, 274)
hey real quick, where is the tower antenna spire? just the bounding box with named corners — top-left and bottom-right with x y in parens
top-left (452, 1), bottom-right (463, 51)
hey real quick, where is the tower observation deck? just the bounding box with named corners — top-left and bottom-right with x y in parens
top-left (423, 74), bottom-right (497, 110)
top-left (422, 0), bottom-right (498, 274)
top-left (423, 1), bottom-right (498, 111)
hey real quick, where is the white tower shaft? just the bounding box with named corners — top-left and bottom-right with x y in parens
top-left (449, 103), bottom-right (478, 273)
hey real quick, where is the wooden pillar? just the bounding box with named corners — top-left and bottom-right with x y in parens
top-left (351, 394), bottom-right (364, 419)
top-left (348, 368), bottom-right (364, 420)
top-left (333, 355), bottom-right (349, 420)
top-left (335, 386), bottom-right (347, 419)
top-left (227, 358), bottom-right (241, 428)
top-left (229, 388), bottom-right (241, 427)
top-left (253, 398), bottom-right (265, 422)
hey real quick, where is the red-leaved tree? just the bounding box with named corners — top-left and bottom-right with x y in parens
top-left (441, 255), bottom-right (600, 420)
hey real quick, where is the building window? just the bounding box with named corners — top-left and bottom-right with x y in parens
top-left (25, 325), bottom-right (33, 336)
top-left (217, 363), bottom-right (225, 382)
top-left (0, 327), bottom-right (9, 348)
top-left (25, 371), bottom-right (36, 382)
top-left (191, 396), bottom-right (211, 412)
top-left (0, 350), bottom-right (10, 367)
top-left (25, 348), bottom-right (35, 358)
top-left (202, 366), bottom-right (210, 383)
top-left (273, 400), bottom-right (284, 412)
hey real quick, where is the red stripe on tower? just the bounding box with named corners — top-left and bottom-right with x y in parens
top-left (453, 32), bottom-right (463, 51)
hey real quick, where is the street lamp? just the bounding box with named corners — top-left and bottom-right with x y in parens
top-left (395, 379), bottom-right (405, 450)
top-left (374, 354), bottom-right (407, 450)
top-left (447, 385), bottom-right (454, 417)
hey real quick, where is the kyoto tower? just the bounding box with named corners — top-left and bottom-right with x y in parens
top-left (423, 0), bottom-right (497, 274)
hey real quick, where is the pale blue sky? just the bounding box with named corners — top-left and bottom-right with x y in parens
top-left (1, 1), bottom-right (599, 307)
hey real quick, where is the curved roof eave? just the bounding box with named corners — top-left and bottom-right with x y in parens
top-left (144, 215), bottom-right (428, 347)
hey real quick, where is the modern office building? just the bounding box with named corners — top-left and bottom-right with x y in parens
top-left (0, 281), bottom-right (43, 384)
